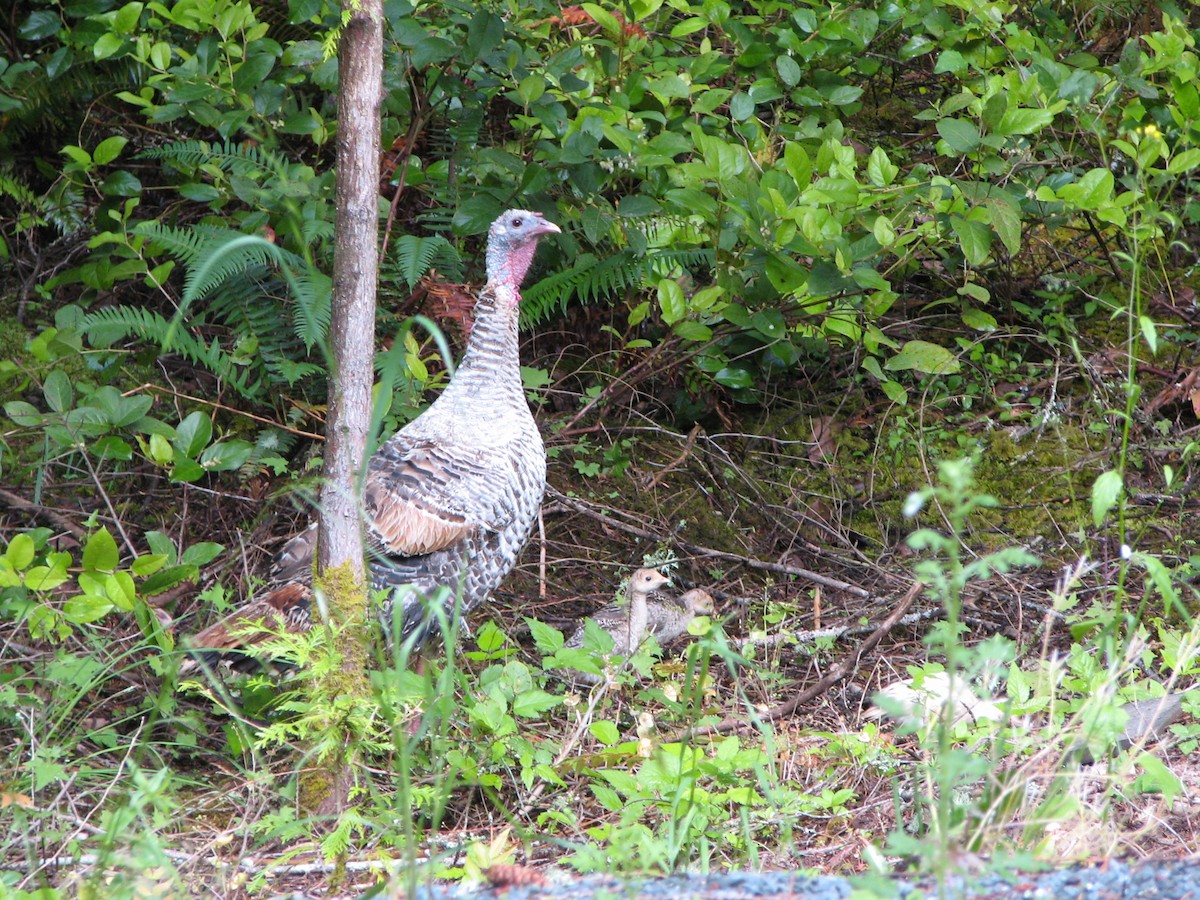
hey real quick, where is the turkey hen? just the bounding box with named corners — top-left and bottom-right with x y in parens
top-left (185, 209), bottom-right (559, 670)
top-left (556, 567), bottom-right (670, 685)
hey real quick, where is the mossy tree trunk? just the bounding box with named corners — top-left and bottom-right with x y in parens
top-left (297, 0), bottom-right (383, 824)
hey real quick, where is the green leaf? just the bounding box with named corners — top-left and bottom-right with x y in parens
top-left (872, 214), bottom-right (896, 246)
top-left (1167, 148), bottom-right (1200, 175)
top-left (1139, 315), bottom-right (1157, 354)
top-left (199, 440), bottom-right (254, 472)
top-left (174, 411), bottom-right (212, 458)
top-left (950, 217), bottom-right (993, 266)
top-left (513, 689), bottom-right (561, 718)
top-left (590, 720), bottom-right (621, 745)
top-left (93, 32), bottom-right (125, 60)
top-left (6, 533), bottom-right (36, 570)
top-left (106, 571), bottom-right (137, 610)
top-left (132, 553), bottom-right (168, 577)
top-left (884, 340), bottom-right (961, 375)
top-left (42, 370), bottom-right (73, 414)
top-left (19, 10), bottom-right (61, 39)
top-left (113, 2), bottom-right (144, 33)
top-left (881, 380), bottom-right (908, 404)
top-left (64, 594), bottom-right (114, 624)
top-left (180, 541), bottom-right (223, 566)
top-left (937, 118), bottom-right (980, 153)
top-left (714, 367), bottom-right (754, 389)
top-left (1133, 752), bottom-right (1182, 803)
top-left (776, 55), bottom-right (802, 87)
top-left (1058, 168), bottom-right (1113, 210)
top-left (997, 107), bottom-right (1056, 135)
top-left (673, 321), bottom-right (712, 341)
top-left (867, 147), bottom-right (898, 186)
top-left (730, 92), bottom-right (754, 121)
top-left (82, 527), bottom-right (120, 573)
top-left (961, 307), bottom-right (997, 331)
top-left (657, 278), bottom-right (687, 325)
top-left (1091, 470), bottom-right (1123, 527)
top-left (526, 618), bottom-right (565, 654)
top-left (984, 196), bottom-right (1021, 256)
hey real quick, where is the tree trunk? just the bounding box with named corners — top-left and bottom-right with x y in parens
top-left (298, 0), bottom-right (383, 825)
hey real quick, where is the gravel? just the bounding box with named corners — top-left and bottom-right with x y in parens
top-left (393, 859), bottom-right (1200, 900)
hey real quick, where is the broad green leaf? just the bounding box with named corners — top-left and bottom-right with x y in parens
top-left (131, 553), bottom-right (168, 577)
top-left (881, 380), bottom-right (908, 404)
top-left (0, 560), bottom-right (19, 588)
top-left (6, 533), bottom-right (35, 570)
top-left (937, 118), bottom-right (980, 153)
top-left (83, 528), bottom-right (120, 573)
top-left (1091, 470), bottom-right (1123, 527)
top-left (64, 594), bottom-right (114, 624)
top-left (730, 92), bottom-right (754, 121)
top-left (950, 216), bottom-right (993, 266)
top-left (673, 321), bottom-right (713, 341)
top-left (657, 278), bottom-right (687, 325)
top-left (526, 617), bottom-right (565, 654)
top-left (147, 433), bottom-right (173, 465)
top-left (580, 3), bottom-right (622, 38)
top-left (113, 2), bottom-right (144, 33)
top-left (93, 32), bottom-right (125, 60)
top-left (25, 555), bottom-right (70, 591)
top-left (997, 107), bottom-right (1056, 135)
top-left (985, 196), bottom-right (1022, 256)
top-left (961, 306), bottom-right (997, 331)
top-left (1058, 168), bottom-right (1113, 210)
top-left (777, 55), bottom-right (802, 87)
top-left (513, 689), bottom-right (561, 718)
top-left (43, 369), bottom-right (73, 413)
top-left (884, 340), bottom-right (961, 375)
top-left (174, 411), bottom-right (212, 458)
top-left (714, 367), bottom-right (754, 389)
top-left (106, 571), bottom-right (137, 610)
top-left (149, 40), bottom-right (171, 69)
top-left (590, 720), bottom-right (621, 745)
top-left (199, 440), bottom-right (254, 472)
top-left (1134, 752), bottom-right (1182, 803)
top-left (180, 541), bottom-right (223, 566)
top-left (872, 214), bottom-right (896, 246)
top-left (1167, 148), bottom-right (1200, 175)
top-left (93, 135), bottom-right (128, 166)
top-left (18, 10), bottom-right (60, 40)
top-left (867, 147), bottom-right (898, 186)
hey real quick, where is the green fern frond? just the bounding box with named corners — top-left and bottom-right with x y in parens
top-left (82, 306), bottom-right (261, 399)
top-left (390, 234), bottom-right (459, 288)
top-left (520, 247), bottom-right (714, 328)
top-left (138, 140), bottom-right (276, 179)
top-left (290, 269), bottom-right (332, 350)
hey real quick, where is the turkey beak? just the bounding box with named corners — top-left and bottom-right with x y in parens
top-left (534, 218), bottom-right (562, 237)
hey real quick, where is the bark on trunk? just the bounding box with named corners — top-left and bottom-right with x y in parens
top-left (298, 0), bottom-right (383, 829)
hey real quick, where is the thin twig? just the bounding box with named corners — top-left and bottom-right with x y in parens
top-left (129, 383), bottom-right (325, 440)
top-left (0, 486), bottom-right (86, 540)
top-left (644, 423), bottom-right (701, 490)
top-left (546, 485), bottom-right (873, 598)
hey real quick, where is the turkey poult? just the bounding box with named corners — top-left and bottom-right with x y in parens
top-left (646, 587), bottom-right (715, 645)
top-left (557, 567), bottom-right (671, 685)
top-left (185, 209), bottom-right (560, 670)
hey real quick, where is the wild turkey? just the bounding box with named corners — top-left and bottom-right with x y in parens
top-left (556, 567), bottom-right (670, 685)
top-left (185, 209), bottom-right (559, 669)
top-left (645, 587), bottom-right (715, 645)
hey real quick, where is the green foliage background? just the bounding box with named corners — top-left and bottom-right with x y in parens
top-left (2, 0), bottom-right (1200, 894)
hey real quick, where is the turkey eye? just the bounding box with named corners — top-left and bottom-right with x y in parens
top-left (512, 217), bottom-right (523, 227)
